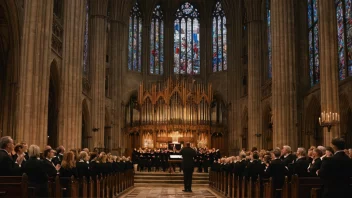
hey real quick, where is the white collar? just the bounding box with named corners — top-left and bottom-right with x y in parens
top-left (284, 154), bottom-right (290, 158)
top-left (46, 158), bottom-right (52, 162)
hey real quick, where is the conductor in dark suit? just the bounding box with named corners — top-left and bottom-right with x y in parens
top-left (318, 138), bottom-right (352, 198)
top-left (180, 142), bottom-right (196, 192)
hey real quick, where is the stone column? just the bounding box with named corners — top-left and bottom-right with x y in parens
top-left (271, 0), bottom-right (297, 147)
top-left (110, 0), bottom-right (125, 152)
top-left (245, 0), bottom-right (263, 149)
top-left (16, 0), bottom-right (53, 149)
top-left (89, 0), bottom-right (108, 147)
top-left (57, 0), bottom-right (85, 149)
top-left (318, 0), bottom-right (340, 145)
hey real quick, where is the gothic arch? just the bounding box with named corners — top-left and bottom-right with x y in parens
top-left (47, 60), bottom-right (60, 147)
top-left (0, 1), bottom-right (21, 138)
top-left (82, 98), bottom-right (91, 149)
top-left (304, 96), bottom-right (322, 148)
top-left (262, 103), bottom-right (273, 149)
top-left (339, 94), bottom-right (352, 147)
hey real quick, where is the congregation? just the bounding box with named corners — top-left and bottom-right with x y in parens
top-left (0, 136), bottom-right (133, 197)
top-left (210, 138), bottom-right (352, 198)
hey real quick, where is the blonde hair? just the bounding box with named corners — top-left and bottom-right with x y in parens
top-left (61, 152), bottom-right (76, 169)
top-left (79, 151), bottom-right (88, 161)
top-left (28, 144), bottom-right (40, 158)
top-left (99, 152), bottom-right (107, 163)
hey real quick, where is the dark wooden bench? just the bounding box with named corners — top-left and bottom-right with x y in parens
top-left (290, 175), bottom-right (323, 198)
top-left (0, 174), bottom-right (29, 198)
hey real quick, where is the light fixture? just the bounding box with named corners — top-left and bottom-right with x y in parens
top-left (319, 111), bottom-right (340, 132)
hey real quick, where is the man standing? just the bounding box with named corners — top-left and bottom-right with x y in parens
top-left (0, 136), bottom-right (23, 176)
top-left (318, 138), bottom-right (352, 198)
top-left (180, 142), bottom-right (196, 192)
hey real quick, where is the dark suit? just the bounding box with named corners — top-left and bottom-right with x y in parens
top-left (247, 160), bottom-right (265, 182)
top-left (76, 161), bottom-right (90, 179)
top-left (319, 151), bottom-right (352, 198)
top-left (308, 158), bottom-right (322, 177)
top-left (265, 158), bottom-right (287, 189)
top-left (293, 157), bottom-right (309, 177)
top-left (52, 153), bottom-right (63, 165)
top-left (180, 147), bottom-right (196, 191)
top-left (43, 158), bottom-right (57, 178)
top-left (0, 149), bottom-right (21, 176)
top-left (22, 157), bottom-right (49, 197)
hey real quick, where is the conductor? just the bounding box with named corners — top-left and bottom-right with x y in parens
top-left (180, 142), bottom-right (197, 192)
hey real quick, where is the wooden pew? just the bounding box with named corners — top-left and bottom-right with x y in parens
top-left (0, 174), bottom-right (29, 198)
top-left (310, 188), bottom-right (322, 198)
top-left (291, 175), bottom-right (322, 198)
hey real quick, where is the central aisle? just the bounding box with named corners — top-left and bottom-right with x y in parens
top-left (119, 186), bottom-right (224, 198)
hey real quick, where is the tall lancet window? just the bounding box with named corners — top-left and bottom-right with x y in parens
top-left (83, 0), bottom-right (89, 76)
top-left (336, 0), bottom-right (352, 80)
top-left (267, 0), bottom-right (272, 78)
top-left (150, 5), bottom-right (164, 75)
top-left (128, 2), bottom-right (142, 72)
top-left (174, 2), bottom-right (200, 75)
top-left (308, 0), bottom-right (320, 86)
top-left (212, 1), bottom-right (227, 72)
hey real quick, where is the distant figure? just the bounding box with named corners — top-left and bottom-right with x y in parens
top-left (180, 142), bottom-right (196, 192)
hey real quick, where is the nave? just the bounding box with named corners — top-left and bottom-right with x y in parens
top-left (120, 186), bottom-right (223, 198)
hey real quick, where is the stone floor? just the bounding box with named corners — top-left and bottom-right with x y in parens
top-left (119, 186), bottom-right (224, 198)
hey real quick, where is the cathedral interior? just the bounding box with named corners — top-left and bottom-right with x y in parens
top-left (0, 0), bottom-right (352, 157)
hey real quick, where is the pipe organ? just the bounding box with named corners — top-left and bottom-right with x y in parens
top-left (124, 77), bottom-right (227, 150)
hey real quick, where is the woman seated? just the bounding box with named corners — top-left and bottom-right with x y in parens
top-left (23, 144), bottom-right (48, 197)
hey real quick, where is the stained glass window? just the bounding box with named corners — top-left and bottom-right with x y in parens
top-left (267, 0), bottom-right (272, 78)
top-left (308, 0), bottom-right (320, 86)
top-left (128, 2), bottom-right (142, 72)
top-left (150, 5), bottom-right (164, 75)
top-left (336, 0), bottom-right (352, 80)
top-left (212, 1), bottom-right (227, 72)
top-left (174, 2), bottom-right (200, 75)
top-left (83, 0), bottom-right (89, 76)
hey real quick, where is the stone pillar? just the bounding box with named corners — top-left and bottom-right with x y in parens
top-left (57, 0), bottom-right (85, 149)
top-left (318, 0), bottom-right (340, 145)
top-left (245, 0), bottom-right (263, 149)
top-left (110, 0), bottom-right (125, 152)
top-left (89, 0), bottom-right (108, 147)
top-left (271, 0), bottom-right (297, 147)
top-left (16, 0), bottom-right (53, 149)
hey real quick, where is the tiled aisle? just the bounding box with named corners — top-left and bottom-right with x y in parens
top-left (119, 186), bottom-right (224, 198)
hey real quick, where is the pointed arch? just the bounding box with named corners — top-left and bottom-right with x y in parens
top-left (304, 96), bottom-right (322, 147)
top-left (82, 98), bottom-right (91, 149)
top-left (174, 2), bottom-right (200, 75)
top-left (128, 1), bottom-right (143, 72)
top-left (47, 60), bottom-right (60, 148)
top-left (150, 4), bottom-right (164, 75)
top-left (212, 0), bottom-right (227, 72)
top-left (262, 103), bottom-right (273, 149)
